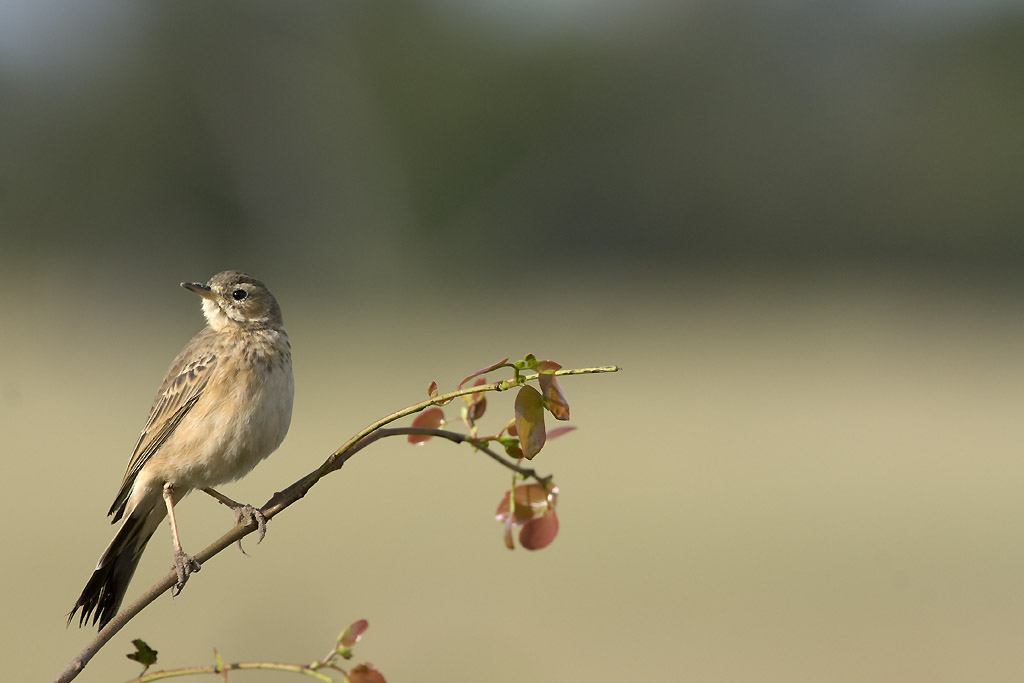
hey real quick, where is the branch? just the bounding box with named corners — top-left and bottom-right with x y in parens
top-left (367, 427), bottom-right (552, 483)
top-left (128, 661), bottom-right (335, 683)
top-left (53, 364), bottom-right (620, 683)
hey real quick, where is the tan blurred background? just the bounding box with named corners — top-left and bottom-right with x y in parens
top-left (3, 1), bottom-right (1024, 681)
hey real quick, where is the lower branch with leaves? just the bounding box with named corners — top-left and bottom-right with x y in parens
top-left (124, 620), bottom-right (383, 683)
top-left (54, 356), bottom-right (620, 683)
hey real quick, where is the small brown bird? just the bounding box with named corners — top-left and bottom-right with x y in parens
top-left (69, 271), bottom-right (294, 629)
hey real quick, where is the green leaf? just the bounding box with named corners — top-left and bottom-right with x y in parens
top-left (514, 385), bottom-right (546, 459)
top-left (127, 639), bottom-right (158, 672)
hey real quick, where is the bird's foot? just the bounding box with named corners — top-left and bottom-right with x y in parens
top-left (201, 488), bottom-right (269, 555)
top-left (232, 504), bottom-right (268, 555)
top-left (171, 550), bottom-right (201, 596)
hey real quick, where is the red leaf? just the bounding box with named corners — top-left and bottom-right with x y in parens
top-left (520, 510), bottom-right (559, 550)
top-left (514, 385), bottom-right (546, 460)
top-left (348, 663), bottom-right (387, 683)
top-left (534, 360), bottom-right (561, 374)
top-left (495, 484), bottom-right (554, 524)
top-left (546, 425), bottom-right (577, 440)
top-left (427, 381), bottom-right (438, 398)
top-left (497, 485), bottom-right (557, 549)
top-left (467, 395), bottom-right (487, 421)
top-left (466, 377), bottom-right (487, 421)
top-left (408, 407), bottom-right (445, 444)
top-left (539, 373), bottom-right (570, 421)
top-left (340, 619), bottom-right (369, 647)
top-left (495, 492), bottom-right (511, 521)
top-left (459, 358), bottom-right (510, 389)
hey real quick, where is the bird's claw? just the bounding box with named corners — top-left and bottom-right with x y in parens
top-left (233, 504), bottom-right (268, 555)
top-left (171, 550), bottom-right (201, 596)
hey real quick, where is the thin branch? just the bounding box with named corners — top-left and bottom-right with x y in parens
top-left (370, 427), bottom-right (551, 483)
top-left (53, 364), bottom-right (620, 683)
top-left (127, 661), bottom-right (335, 682)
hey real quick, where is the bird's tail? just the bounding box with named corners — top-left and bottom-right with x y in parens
top-left (69, 498), bottom-right (166, 629)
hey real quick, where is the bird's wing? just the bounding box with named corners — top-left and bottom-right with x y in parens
top-left (108, 342), bottom-right (218, 520)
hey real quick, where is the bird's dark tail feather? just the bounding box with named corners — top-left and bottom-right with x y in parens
top-left (68, 507), bottom-right (158, 629)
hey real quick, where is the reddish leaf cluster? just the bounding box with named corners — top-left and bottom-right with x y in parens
top-left (336, 619), bottom-right (386, 682)
top-left (510, 359), bottom-right (570, 460)
top-left (495, 483), bottom-right (559, 550)
top-left (408, 355), bottom-right (577, 551)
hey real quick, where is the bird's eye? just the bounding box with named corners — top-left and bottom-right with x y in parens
top-left (232, 289), bottom-right (248, 301)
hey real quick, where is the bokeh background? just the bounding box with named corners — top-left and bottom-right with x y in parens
top-left (3, 1), bottom-right (1024, 681)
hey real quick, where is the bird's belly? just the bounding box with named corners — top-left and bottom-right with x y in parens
top-left (145, 363), bottom-right (294, 490)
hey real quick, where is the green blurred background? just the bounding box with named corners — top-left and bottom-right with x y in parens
top-left (3, 1), bottom-right (1024, 681)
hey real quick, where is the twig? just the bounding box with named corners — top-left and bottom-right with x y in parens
top-left (52, 365), bottom-right (620, 683)
top-left (370, 427), bottom-right (551, 483)
top-left (126, 661), bottom-right (335, 682)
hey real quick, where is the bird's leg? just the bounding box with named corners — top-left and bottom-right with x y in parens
top-left (202, 487), bottom-right (268, 553)
top-left (163, 483), bottom-right (200, 594)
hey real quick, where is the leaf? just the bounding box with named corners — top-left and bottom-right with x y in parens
top-left (539, 373), bottom-right (570, 421)
top-left (546, 425), bottom-right (577, 440)
top-left (408, 407), bottom-right (445, 444)
top-left (467, 395), bottom-right (487, 421)
top-left (497, 490), bottom-right (518, 549)
top-left (534, 359), bottom-right (561, 374)
top-left (127, 639), bottom-right (158, 672)
top-left (427, 381), bottom-right (438, 398)
top-left (514, 385), bottom-right (546, 460)
top-left (340, 619), bottom-right (370, 647)
top-left (496, 483), bottom-right (558, 549)
top-left (465, 377), bottom-right (488, 421)
top-left (459, 358), bottom-right (509, 389)
top-left (520, 510), bottom-right (559, 550)
top-left (348, 662), bottom-right (388, 683)
top-left (495, 484), bottom-right (554, 524)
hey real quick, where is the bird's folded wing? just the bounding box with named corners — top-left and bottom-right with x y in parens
top-left (108, 353), bottom-right (217, 520)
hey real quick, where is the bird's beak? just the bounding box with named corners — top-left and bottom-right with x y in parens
top-left (181, 281), bottom-right (221, 301)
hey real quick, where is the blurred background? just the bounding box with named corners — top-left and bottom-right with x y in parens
top-left (3, 0), bottom-right (1024, 681)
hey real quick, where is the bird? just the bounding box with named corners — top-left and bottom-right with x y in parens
top-left (69, 270), bottom-right (294, 629)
